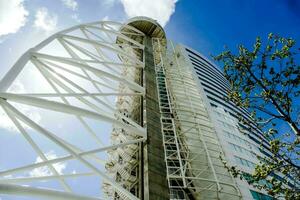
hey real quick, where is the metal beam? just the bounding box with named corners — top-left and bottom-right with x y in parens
top-left (0, 184), bottom-right (103, 200)
top-left (0, 100), bottom-right (141, 200)
top-left (0, 93), bottom-right (146, 137)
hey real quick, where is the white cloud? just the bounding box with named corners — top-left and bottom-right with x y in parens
top-left (71, 14), bottom-right (81, 23)
top-left (8, 79), bottom-right (26, 93)
top-left (0, 107), bottom-right (18, 132)
top-left (120, 0), bottom-right (178, 27)
top-left (61, 0), bottom-right (78, 11)
top-left (0, 0), bottom-right (29, 37)
top-left (0, 104), bottom-right (41, 132)
top-left (102, 0), bottom-right (118, 8)
top-left (33, 7), bottom-right (57, 32)
top-left (0, 80), bottom-right (41, 132)
top-left (102, 16), bottom-right (110, 21)
top-left (0, 81), bottom-right (24, 132)
top-left (29, 151), bottom-right (66, 177)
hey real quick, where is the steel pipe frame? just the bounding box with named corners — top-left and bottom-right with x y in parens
top-left (0, 20), bottom-right (146, 200)
top-left (0, 21), bottom-right (144, 92)
top-left (153, 38), bottom-right (188, 196)
top-left (0, 137), bottom-right (145, 177)
top-left (0, 184), bottom-right (104, 200)
top-left (0, 99), bottom-right (141, 200)
top-left (0, 93), bottom-right (146, 137)
top-left (162, 40), bottom-right (242, 198)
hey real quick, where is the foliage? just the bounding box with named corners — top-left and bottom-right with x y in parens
top-left (214, 33), bottom-right (300, 199)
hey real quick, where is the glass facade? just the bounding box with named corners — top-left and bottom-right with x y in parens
top-left (250, 190), bottom-right (274, 200)
top-left (182, 46), bottom-right (274, 199)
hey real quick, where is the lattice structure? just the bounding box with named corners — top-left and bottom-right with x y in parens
top-left (160, 40), bottom-right (242, 199)
top-left (103, 29), bottom-right (144, 199)
top-left (0, 17), bottom-right (246, 200)
top-left (0, 20), bottom-right (146, 200)
top-left (153, 38), bottom-right (189, 199)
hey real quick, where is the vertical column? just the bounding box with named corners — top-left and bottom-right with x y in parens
top-left (143, 36), bottom-right (169, 200)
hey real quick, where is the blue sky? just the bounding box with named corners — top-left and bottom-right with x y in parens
top-left (0, 0), bottom-right (300, 199)
top-left (166, 0), bottom-right (300, 57)
top-left (1, 0), bottom-right (300, 74)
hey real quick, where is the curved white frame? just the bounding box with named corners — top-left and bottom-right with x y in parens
top-left (0, 21), bottom-right (146, 200)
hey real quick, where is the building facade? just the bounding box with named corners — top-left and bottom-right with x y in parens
top-left (102, 17), bottom-right (273, 200)
top-left (0, 17), bottom-right (277, 200)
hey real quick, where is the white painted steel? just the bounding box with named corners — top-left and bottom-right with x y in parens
top-left (155, 39), bottom-right (242, 199)
top-left (0, 184), bottom-right (103, 200)
top-left (0, 18), bottom-right (245, 200)
top-left (0, 20), bottom-right (146, 200)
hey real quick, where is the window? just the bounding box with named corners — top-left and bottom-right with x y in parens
top-left (210, 103), bottom-right (218, 108)
top-left (185, 48), bottom-right (225, 78)
top-left (234, 156), bottom-right (256, 168)
top-left (243, 173), bottom-right (254, 184)
top-left (224, 131), bottom-right (232, 139)
top-left (229, 143), bottom-right (243, 153)
top-left (250, 190), bottom-right (274, 200)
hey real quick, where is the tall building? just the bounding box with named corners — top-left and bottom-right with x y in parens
top-left (101, 17), bottom-right (273, 200)
top-left (0, 17), bottom-right (277, 200)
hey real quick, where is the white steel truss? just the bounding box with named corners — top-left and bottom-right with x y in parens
top-left (0, 20), bottom-right (146, 200)
top-left (1, 18), bottom-right (247, 200)
top-left (153, 38), bottom-right (243, 199)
